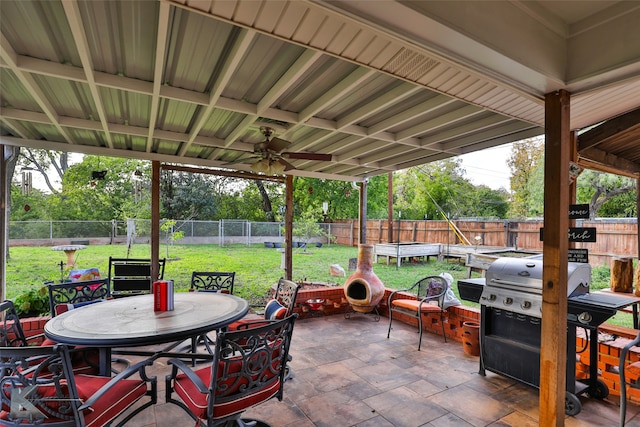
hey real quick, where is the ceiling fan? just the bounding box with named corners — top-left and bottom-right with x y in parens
top-left (243, 127), bottom-right (332, 175)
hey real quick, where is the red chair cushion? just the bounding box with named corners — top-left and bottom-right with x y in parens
top-left (0, 374), bottom-right (146, 426)
top-left (78, 374), bottom-right (148, 427)
top-left (174, 359), bottom-right (280, 420)
top-left (392, 299), bottom-right (442, 312)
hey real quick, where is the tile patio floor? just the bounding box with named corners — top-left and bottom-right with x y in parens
top-left (118, 313), bottom-right (640, 427)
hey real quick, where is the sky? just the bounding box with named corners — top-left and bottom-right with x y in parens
top-left (456, 143), bottom-right (513, 191)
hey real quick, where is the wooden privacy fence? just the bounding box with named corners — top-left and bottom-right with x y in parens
top-left (330, 219), bottom-right (638, 267)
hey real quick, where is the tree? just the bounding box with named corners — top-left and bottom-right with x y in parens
top-left (396, 159), bottom-right (480, 220)
top-left (18, 148), bottom-right (69, 194)
top-left (161, 169), bottom-right (227, 220)
top-left (255, 180), bottom-right (276, 222)
top-left (523, 160), bottom-right (636, 219)
top-left (49, 156), bottom-right (147, 221)
top-left (293, 177), bottom-right (362, 220)
top-left (525, 160), bottom-right (545, 217)
top-left (508, 137), bottom-right (544, 218)
top-left (471, 186), bottom-right (510, 218)
top-left (576, 170), bottom-right (636, 219)
top-left (9, 185), bottom-right (49, 221)
top-left (227, 180), bottom-right (283, 222)
top-left (292, 209), bottom-right (329, 251)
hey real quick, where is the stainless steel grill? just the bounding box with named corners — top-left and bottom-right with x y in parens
top-left (481, 257), bottom-right (590, 317)
top-left (458, 256), bottom-right (639, 416)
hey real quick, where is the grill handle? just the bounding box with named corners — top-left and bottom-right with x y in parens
top-left (488, 278), bottom-right (541, 292)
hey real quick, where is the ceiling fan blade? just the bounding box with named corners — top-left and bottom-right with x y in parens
top-left (266, 137), bottom-right (290, 153)
top-left (277, 158), bottom-right (296, 171)
top-left (283, 152), bottom-right (332, 161)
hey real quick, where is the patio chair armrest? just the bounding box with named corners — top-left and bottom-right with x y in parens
top-left (78, 358), bottom-right (156, 410)
top-left (233, 319), bottom-right (277, 330)
top-left (25, 333), bottom-right (46, 344)
top-left (387, 288), bottom-right (412, 305)
top-left (166, 358), bottom-right (209, 393)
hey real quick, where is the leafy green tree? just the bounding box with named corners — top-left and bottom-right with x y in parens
top-left (472, 186), bottom-right (510, 218)
top-left (526, 160), bottom-right (545, 217)
top-left (292, 209), bottom-right (329, 251)
top-left (576, 170), bottom-right (636, 219)
top-left (49, 156), bottom-right (146, 220)
top-left (293, 178), bottom-right (358, 220)
top-left (525, 160), bottom-right (636, 219)
top-left (9, 185), bottom-right (49, 220)
top-left (508, 137), bottom-right (544, 218)
top-left (222, 180), bottom-right (284, 222)
top-left (396, 159), bottom-right (477, 220)
top-left (161, 169), bottom-right (227, 220)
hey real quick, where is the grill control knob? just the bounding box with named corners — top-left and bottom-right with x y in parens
top-left (503, 297), bottom-right (513, 305)
top-left (521, 301), bottom-right (532, 310)
top-left (488, 294), bottom-right (497, 302)
top-left (578, 312), bottom-right (592, 325)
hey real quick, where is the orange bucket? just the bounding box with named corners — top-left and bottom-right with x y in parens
top-left (462, 321), bottom-right (480, 356)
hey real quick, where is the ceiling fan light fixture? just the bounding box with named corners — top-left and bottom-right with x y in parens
top-left (270, 160), bottom-right (286, 174)
top-left (250, 158), bottom-right (286, 175)
top-left (251, 158), bottom-right (270, 173)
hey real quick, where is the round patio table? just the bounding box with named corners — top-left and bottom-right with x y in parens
top-left (51, 244), bottom-right (87, 266)
top-left (45, 292), bottom-right (249, 375)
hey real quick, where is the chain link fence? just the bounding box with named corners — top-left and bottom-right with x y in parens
top-left (9, 219), bottom-right (335, 246)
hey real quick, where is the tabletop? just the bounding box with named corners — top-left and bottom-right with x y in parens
top-left (44, 292), bottom-right (250, 348)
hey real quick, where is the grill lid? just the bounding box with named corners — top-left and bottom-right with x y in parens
top-left (485, 257), bottom-right (590, 296)
top-left (480, 257), bottom-right (591, 317)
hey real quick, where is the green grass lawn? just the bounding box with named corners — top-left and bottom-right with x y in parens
top-left (5, 243), bottom-right (631, 328)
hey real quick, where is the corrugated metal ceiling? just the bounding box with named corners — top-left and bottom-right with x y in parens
top-left (1, 0), bottom-right (639, 181)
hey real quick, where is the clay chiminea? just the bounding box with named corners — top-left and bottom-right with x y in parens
top-left (343, 244), bottom-right (385, 313)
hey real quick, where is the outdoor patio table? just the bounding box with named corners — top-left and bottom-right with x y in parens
top-left (51, 244), bottom-right (87, 267)
top-left (44, 292), bottom-right (249, 376)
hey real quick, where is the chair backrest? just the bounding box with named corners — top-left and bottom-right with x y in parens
top-left (273, 279), bottom-right (300, 316)
top-left (415, 275), bottom-right (449, 307)
top-left (208, 314), bottom-right (298, 419)
top-left (0, 300), bottom-right (27, 347)
top-left (0, 345), bottom-right (84, 425)
top-left (47, 278), bottom-right (111, 317)
top-left (190, 272), bottom-right (235, 294)
top-left (108, 257), bottom-right (166, 297)
top-left (263, 279), bottom-right (300, 320)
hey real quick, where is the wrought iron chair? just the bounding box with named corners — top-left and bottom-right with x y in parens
top-left (1, 299), bottom-right (103, 376)
top-left (190, 271), bottom-right (236, 294)
top-left (46, 278), bottom-right (111, 317)
top-left (46, 279), bottom-right (130, 372)
top-left (227, 278), bottom-right (299, 381)
top-left (0, 300), bottom-right (37, 348)
top-left (229, 278), bottom-right (300, 330)
top-left (185, 272), bottom-right (237, 356)
top-left (0, 344), bottom-right (156, 427)
top-left (386, 275), bottom-right (449, 351)
top-left (165, 314), bottom-right (298, 427)
top-left (108, 257), bottom-right (166, 298)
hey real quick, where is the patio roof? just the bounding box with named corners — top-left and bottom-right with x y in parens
top-left (1, 1), bottom-right (639, 181)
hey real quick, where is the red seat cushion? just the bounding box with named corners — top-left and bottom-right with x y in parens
top-left (0, 374), bottom-right (146, 426)
top-left (78, 374), bottom-right (148, 427)
top-left (174, 359), bottom-right (280, 420)
top-left (392, 299), bottom-right (442, 312)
